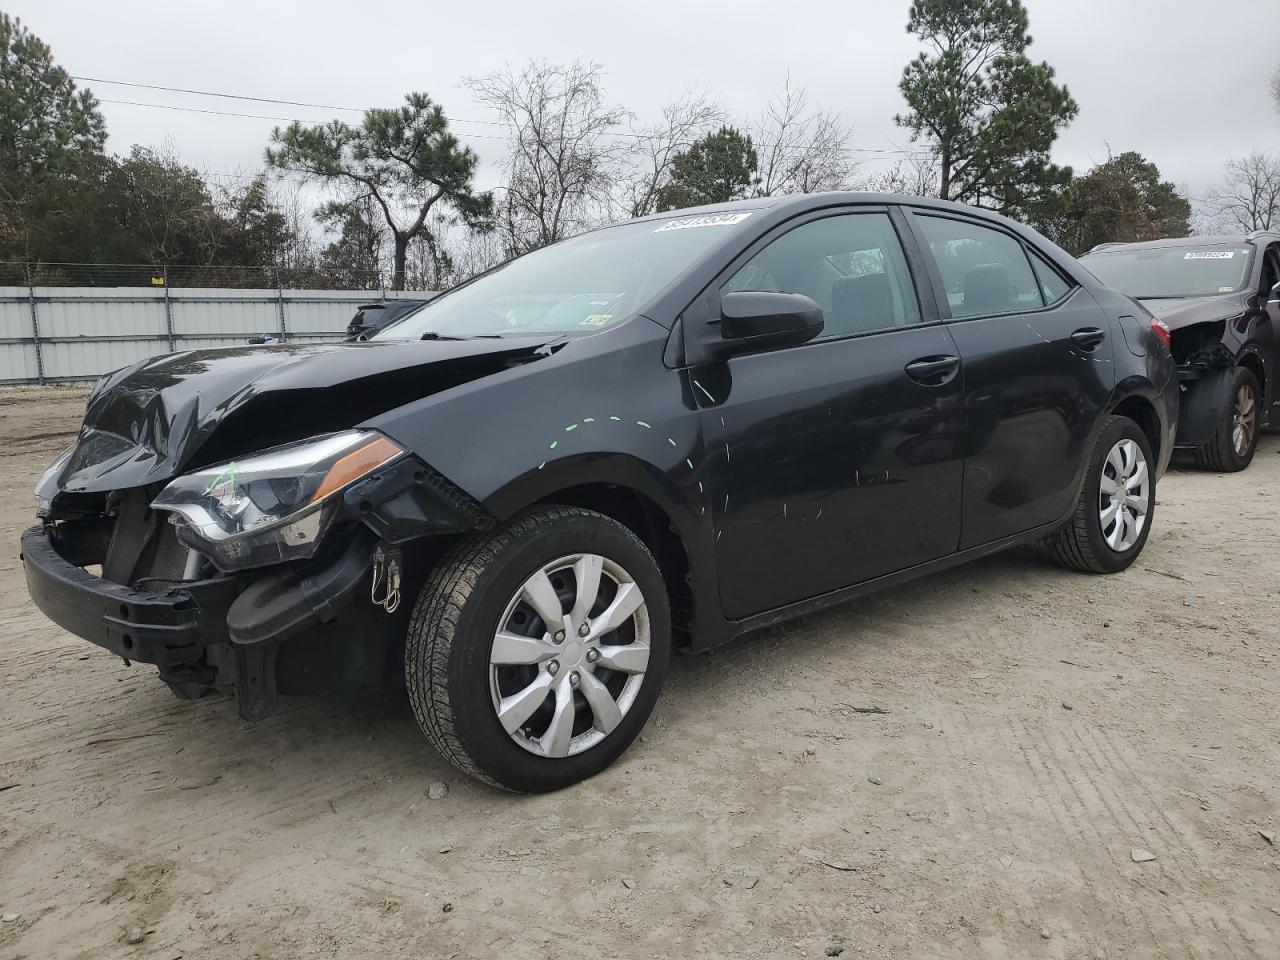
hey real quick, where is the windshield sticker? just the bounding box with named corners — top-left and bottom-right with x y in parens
top-left (1184, 251), bottom-right (1234, 260)
top-left (655, 212), bottom-right (753, 233)
top-left (580, 314), bottom-right (612, 327)
top-left (1219, 286), bottom-right (1236, 292)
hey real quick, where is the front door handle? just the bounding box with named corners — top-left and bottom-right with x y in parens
top-left (1070, 327), bottom-right (1107, 350)
top-left (905, 355), bottom-right (960, 385)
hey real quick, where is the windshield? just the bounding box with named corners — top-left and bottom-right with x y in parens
top-left (378, 211), bottom-right (758, 339)
top-left (1080, 242), bottom-right (1254, 299)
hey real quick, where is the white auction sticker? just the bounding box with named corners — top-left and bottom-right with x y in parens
top-left (1184, 251), bottom-right (1234, 260)
top-left (655, 212), bottom-right (753, 232)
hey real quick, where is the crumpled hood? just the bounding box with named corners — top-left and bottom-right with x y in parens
top-left (51, 337), bottom-right (557, 495)
top-left (1140, 294), bottom-right (1247, 331)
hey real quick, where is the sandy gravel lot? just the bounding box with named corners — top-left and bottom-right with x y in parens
top-left (0, 385), bottom-right (1277, 960)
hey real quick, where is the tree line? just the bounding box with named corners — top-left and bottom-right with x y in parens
top-left (3, 2), bottom-right (1279, 291)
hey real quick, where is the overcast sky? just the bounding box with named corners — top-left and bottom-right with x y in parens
top-left (16, 0), bottom-right (1280, 209)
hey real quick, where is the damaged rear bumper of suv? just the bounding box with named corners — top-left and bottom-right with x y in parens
top-left (23, 456), bottom-right (491, 721)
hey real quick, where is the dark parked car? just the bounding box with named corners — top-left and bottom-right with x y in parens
top-left (23, 194), bottom-right (1177, 792)
top-left (1080, 233), bottom-right (1280, 471)
top-left (346, 297), bottom-right (431, 339)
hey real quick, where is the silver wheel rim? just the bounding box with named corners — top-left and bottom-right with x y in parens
top-left (1232, 383), bottom-right (1257, 457)
top-left (1098, 438), bottom-right (1149, 553)
top-left (489, 553), bottom-right (650, 758)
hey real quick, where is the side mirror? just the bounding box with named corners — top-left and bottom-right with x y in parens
top-left (691, 291), bottom-right (823, 364)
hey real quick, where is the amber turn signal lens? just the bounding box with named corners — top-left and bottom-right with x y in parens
top-left (310, 436), bottom-right (403, 504)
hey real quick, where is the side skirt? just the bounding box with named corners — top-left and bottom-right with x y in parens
top-left (704, 517), bottom-right (1068, 648)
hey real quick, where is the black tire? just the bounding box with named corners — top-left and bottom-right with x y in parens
top-left (1047, 415), bottom-right (1155, 574)
top-left (405, 505), bottom-right (670, 793)
top-left (1192, 366), bottom-right (1260, 472)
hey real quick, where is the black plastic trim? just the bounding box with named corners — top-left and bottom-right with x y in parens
top-left (21, 525), bottom-right (240, 665)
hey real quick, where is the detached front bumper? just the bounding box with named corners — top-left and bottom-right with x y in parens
top-left (22, 522), bottom-right (390, 720)
top-left (21, 524), bottom-right (241, 665)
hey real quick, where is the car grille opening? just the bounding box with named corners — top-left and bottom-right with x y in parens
top-left (101, 489), bottom-right (191, 588)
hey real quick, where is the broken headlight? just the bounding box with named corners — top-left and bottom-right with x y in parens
top-left (34, 442), bottom-right (76, 516)
top-left (152, 430), bottom-right (405, 572)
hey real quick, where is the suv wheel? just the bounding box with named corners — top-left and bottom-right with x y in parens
top-left (1192, 366), bottom-right (1260, 472)
top-left (405, 505), bottom-right (670, 792)
top-left (1047, 415), bottom-right (1155, 574)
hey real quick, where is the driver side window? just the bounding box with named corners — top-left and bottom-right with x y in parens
top-left (722, 212), bottom-right (921, 339)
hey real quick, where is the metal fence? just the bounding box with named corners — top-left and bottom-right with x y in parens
top-left (0, 286), bottom-right (431, 385)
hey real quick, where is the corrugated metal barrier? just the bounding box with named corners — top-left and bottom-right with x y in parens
top-left (0, 287), bottom-right (430, 384)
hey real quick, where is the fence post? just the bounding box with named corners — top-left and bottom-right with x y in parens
top-left (275, 268), bottom-right (287, 342)
top-left (25, 263), bottom-right (46, 386)
top-left (161, 264), bottom-right (176, 353)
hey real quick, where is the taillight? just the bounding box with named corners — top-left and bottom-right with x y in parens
top-left (1150, 317), bottom-right (1171, 350)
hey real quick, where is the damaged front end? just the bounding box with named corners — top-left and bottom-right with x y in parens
top-left (1166, 319), bottom-right (1238, 447)
top-left (24, 444), bottom-right (491, 720)
top-left (19, 340), bottom-right (541, 720)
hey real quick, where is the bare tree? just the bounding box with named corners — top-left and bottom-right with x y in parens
top-left (1271, 63), bottom-right (1280, 118)
top-left (857, 153), bottom-right (942, 197)
top-left (465, 60), bottom-right (629, 255)
top-left (752, 75), bottom-right (857, 197)
top-left (624, 91), bottom-right (725, 218)
top-left (1202, 152), bottom-right (1280, 232)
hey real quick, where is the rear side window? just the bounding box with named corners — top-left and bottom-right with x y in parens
top-left (916, 214), bottom-right (1043, 318)
top-left (722, 212), bottom-right (921, 338)
top-left (1028, 249), bottom-right (1073, 305)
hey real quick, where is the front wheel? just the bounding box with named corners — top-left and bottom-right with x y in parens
top-left (1192, 366), bottom-right (1260, 472)
top-left (1047, 415), bottom-right (1155, 574)
top-left (405, 505), bottom-right (670, 792)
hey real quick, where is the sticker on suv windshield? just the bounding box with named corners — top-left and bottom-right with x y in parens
top-left (580, 314), bottom-right (613, 326)
top-left (1184, 251), bottom-right (1234, 259)
top-left (655, 212), bottom-right (753, 232)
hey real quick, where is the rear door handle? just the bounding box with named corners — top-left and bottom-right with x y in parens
top-left (905, 355), bottom-right (960, 385)
top-left (1070, 327), bottom-right (1107, 350)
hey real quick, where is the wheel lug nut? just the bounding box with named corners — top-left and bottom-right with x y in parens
top-left (569, 671), bottom-right (580, 687)
top-left (547, 661), bottom-right (560, 676)
top-left (585, 648), bottom-right (600, 663)
top-left (578, 623), bottom-right (590, 637)
top-left (553, 631), bottom-right (565, 644)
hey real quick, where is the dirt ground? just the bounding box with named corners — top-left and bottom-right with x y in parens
top-left (0, 385), bottom-right (1277, 960)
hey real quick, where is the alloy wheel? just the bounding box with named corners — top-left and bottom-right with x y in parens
top-left (1232, 383), bottom-right (1257, 457)
top-left (489, 553), bottom-right (650, 758)
top-left (1098, 438), bottom-right (1149, 553)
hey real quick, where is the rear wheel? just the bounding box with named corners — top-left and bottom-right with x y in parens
top-left (1192, 366), bottom-right (1260, 472)
top-left (405, 505), bottom-right (670, 792)
top-left (1047, 415), bottom-right (1155, 574)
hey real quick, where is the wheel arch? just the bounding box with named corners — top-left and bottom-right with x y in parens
top-left (1237, 347), bottom-right (1267, 403)
top-left (482, 454), bottom-right (706, 649)
top-left (1107, 392), bottom-right (1164, 465)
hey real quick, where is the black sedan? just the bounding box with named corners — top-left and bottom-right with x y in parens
top-left (23, 193), bottom-right (1177, 792)
top-left (345, 297), bottom-right (432, 339)
top-left (1080, 232), bottom-right (1280, 471)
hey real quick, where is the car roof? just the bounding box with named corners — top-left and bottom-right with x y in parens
top-left (1084, 232), bottom-right (1280, 255)
top-left (629, 191), bottom-right (1031, 226)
